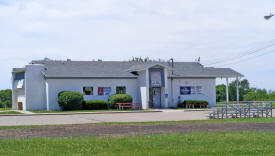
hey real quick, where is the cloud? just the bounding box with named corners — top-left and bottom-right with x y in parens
top-left (0, 0), bottom-right (275, 90)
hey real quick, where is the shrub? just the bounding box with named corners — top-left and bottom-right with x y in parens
top-left (84, 100), bottom-right (108, 110)
top-left (178, 100), bottom-right (208, 108)
top-left (58, 91), bottom-right (84, 110)
top-left (108, 94), bottom-right (133, 108)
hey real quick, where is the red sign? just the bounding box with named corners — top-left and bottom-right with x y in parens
top-left (98, 87), bottom-right (104, 96)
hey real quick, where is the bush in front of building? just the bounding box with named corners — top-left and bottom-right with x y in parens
top-left (108, 94), bottom-right (133, 108)
top-left (83, 100), bottom-right (108, 110)
top-left (178, 100), bottom-right (208, 108)
top-left (58, 91), bottom-right (84, 110)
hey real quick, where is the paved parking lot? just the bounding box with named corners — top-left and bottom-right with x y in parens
top-left (0, 111), bottom-right (210, 126)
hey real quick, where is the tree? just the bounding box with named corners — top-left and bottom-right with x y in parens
top-left (216, 79), bottom-right (250, 102)
top-left (228, 79), bottom-right (249, 101)
top-left (243, 88), bottom-right (269, 101)
top-left (0, 89), bottom-right (12, 108)
top-left (216, 84), bottom-right (226, 102)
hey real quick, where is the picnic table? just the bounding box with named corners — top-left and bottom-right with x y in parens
top-left (116, 103), bottom-right (142, 110)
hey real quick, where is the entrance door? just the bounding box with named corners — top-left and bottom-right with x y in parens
top-left (18, 102), bottom-right (23, 110)
top-left (152, 88), bottom-right (161, 108)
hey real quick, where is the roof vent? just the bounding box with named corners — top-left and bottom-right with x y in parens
top-left (43, 57), bottom-right (51, 61)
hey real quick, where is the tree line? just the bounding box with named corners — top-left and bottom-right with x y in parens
top-left (216, 79), bottom-right (275, 102)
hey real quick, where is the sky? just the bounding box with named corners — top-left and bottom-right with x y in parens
top-left (0, 0), bottom-right (275, 90)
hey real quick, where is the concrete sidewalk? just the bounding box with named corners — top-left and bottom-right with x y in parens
top-left (0, 111), bottom-right (211, 126)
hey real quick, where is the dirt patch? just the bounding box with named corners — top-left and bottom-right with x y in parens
top-left (1, 122), bottom-right (275, 139)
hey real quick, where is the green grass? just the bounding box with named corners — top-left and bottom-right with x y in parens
top-left (0, 131), bottom-right (275, 155)
top-left (0, 107), bottom-right (12, 111)
top-left (0, 111), bottom-right (21, 115)
top-left (31, 109), bottom-right (151, 114)
top-left (1, 117), bottom-right (275, 131)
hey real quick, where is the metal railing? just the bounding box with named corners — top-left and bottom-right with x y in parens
top-left (209, 101), bottom-right (273, 119)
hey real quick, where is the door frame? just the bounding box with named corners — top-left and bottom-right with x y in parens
top-left (18, 102), bottom-right (23, 110)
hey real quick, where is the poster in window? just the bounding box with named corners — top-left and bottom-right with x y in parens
top-left (17, 79), bottom-right (24, 89)
top-left (150, 71), bottom-right (162, 87)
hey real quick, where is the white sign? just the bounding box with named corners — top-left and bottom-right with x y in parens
top-left (180, 86), bottom-right (202, 95)
top-left (17, 79), bottom-right (24, 89)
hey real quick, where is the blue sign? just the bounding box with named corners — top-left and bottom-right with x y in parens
top-left (180, 87), bottom-right (191, 95)
top-left (165, 93), bottom-right (168, 99)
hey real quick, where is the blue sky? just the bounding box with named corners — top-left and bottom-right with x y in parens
top-left (0, 0), bottom-right (275, 90)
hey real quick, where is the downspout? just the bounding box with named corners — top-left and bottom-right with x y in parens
top-left (171, 77), bottom-right (173, 106)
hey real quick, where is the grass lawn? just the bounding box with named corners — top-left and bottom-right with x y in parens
top-left (0, 107), bottom-right (12, 111)
top-left (0, 131), bottom-right (274, 156)
top-left (0, 111), bottom-right (21, 115)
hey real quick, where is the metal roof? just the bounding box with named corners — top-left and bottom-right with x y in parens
top-left (30, 60), bottom-right (243, 78)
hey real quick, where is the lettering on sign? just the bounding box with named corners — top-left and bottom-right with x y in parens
top-left (180, 86), bottom-right (202, 95)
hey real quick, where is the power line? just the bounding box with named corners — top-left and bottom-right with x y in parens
top-left (201, 39), bottom-right (275, 64)
top-left (218, 48), bottom-right (275, 67)
top-left (204, 40), bottom-right (275, 66)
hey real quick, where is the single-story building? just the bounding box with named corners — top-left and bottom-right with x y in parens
top-left (12, 58), bottom-right (243, 111)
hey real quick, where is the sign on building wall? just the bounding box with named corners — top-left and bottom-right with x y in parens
top-left (98, 87), bottom-right (112, 96)
top-left (180, 86), bottom-right (202, 95)
top-left (103, 87), bottom-right (111, 95)
top-left (149, 69), bottom-right (164, 87)
top-left (98, 87), bottom-right (104, 96)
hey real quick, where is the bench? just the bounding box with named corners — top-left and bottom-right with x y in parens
top-left (185, 103), bottom-right (208, 109)
top-left (116, 103), bottom-right (142, 110)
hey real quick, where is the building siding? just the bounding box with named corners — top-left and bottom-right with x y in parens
top-left (24, 64), bottom-right (47, 110)
top-left (46, 78), bottom-right (139, 110)
top-left (168, 78), bottom-right (216, 107)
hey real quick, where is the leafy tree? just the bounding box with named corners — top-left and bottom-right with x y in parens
top-left (0, 89), bottom-right (12, 108)
top-left (217, 78), bottom-right (275, 102)
top-left (216, 79), bottom-right (249, 102)
top-left (216, 84), bottom-right (226, 102)
top-left (228, 79), bottom-right (250, 101)
top-left (243, 88), bottom-right (269, 101)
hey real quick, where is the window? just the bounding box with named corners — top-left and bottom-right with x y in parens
top-left (83, 86), bottom-right (93, 95)
top-left (116, 86), bottom-right (126, 94)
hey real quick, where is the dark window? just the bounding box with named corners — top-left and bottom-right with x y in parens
top-left (116, 86), bottom-right (126, 94)
top-left (83, 86), bottom-right (93, 95)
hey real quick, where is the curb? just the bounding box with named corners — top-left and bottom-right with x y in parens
top-left (0, 110), bottom-right (163, 116)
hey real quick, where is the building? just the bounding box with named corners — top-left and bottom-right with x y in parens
top-left (11, 59), bottom-right (243, 111)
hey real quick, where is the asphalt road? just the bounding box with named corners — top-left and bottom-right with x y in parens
top-left (0, 111), bottom-right (210, 126)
